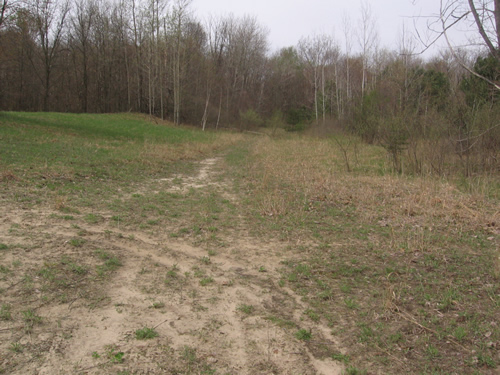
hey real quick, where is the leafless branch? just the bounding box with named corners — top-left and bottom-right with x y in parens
top-left (468, 0), bottom-right (500, 59)
top-left (440, 0), bottom-right (500, 91)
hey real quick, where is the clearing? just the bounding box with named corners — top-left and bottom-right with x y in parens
top-left (1, 113), bottom-right (499, 374)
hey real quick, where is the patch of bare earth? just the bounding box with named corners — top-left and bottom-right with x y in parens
top-left (0, 157), bottom-right (344, 374)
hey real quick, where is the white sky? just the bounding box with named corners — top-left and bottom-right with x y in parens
top-left (192, 0), bottom-right (456, 58)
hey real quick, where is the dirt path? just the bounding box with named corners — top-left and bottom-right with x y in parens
top-left (0, 157), bottom-right (344, 374)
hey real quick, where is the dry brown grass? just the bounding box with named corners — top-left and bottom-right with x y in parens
top-left (249, 136), bottom-right (499, 279)
top-left (140, 133), bottom-right (244, 163)
top-left (248, 136), bottom-right (498, 233)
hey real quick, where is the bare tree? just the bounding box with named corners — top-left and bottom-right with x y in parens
top-left (28, 0), bottom-right (70, 111)
top-left (169, 0), bottom-right (192, 125)
top-left (397, 22), bottom-right (420, 110)
top-left (298, 33), bottom-right (334, 125)
top-left (141, 0), bottom-right (168, 117)
top-left (0, 0), bottom-right (10, 32)
top-left (115, 0), bottom-right (132, 111)
top-left (0, 0), bottom-right (20, 34)
top-left (416, 0), bottom-right (500, 175)
top-left (225, 15), bottom-right (268, 122)
top-left (357, 0), bottom-right (378, 96)
top-left (342, 13), bottom-right (353, 106)
top-left (420, 0), bottom-right (500, 89)
top-left (70, 0), bottom-right (97, 112)
top-left (202, 15), bottom-right (230, 130)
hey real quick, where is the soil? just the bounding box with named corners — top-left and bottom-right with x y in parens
top-left (0, 157), bottom-right (345, 374)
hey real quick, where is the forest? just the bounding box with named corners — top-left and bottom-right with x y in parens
top-left (0, 0), bottom-right (499, 177)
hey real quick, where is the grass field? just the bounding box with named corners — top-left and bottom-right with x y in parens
top-left (0, 112), bottom-right (498, 374)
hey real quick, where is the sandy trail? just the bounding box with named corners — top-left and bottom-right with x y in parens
top-left (0, 157), bottom-right (344, 374)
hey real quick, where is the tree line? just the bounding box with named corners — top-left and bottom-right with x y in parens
top-left (0, 0), bottom-right (498, 176)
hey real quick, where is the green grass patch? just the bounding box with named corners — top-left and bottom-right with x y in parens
top-left (237, 304), bottom-right (255, 314)
top-left (0, 304), bottom-right (12, 320)
top-left (135, 327), bottom-right (159, 340)
top-left (0, 112), bottom-right (241, 215)
top-left (295, 328), bottom-right (312, 341)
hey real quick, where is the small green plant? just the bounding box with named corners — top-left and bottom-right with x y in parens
top-left (10, 342), bottom-right (23, 353)
top-left (111, 351), bottom-right (125, 363)
top-left (22, 309), bottom-right (42, 333)
top-left (151, 301), bottom-right (165, 309)
top-left (85, 213), bottom-right (101, 224)
top-left (105, 257), bottom-right (121, 268)
top-left (453, 326), bottom-right (467, 341)
top-left (22, 309), bottom-right (42, 325)
top-left (69, 238), bottom-right (86, 247)
top-left (295, 328), bottom-right (312, 341)
top-left (166, 266), bottom-right (178, 278)
top-left (193, 267), bottom-right (205, 278)
top-left (344, 297), bottom-right (358, 309)
top-left (476, 353), bottom-right (496, 368)
top-left (0, 243), bottom-right (8, 250)
top-left (0, 304), bottom-right (12, 320)
top-left (317, 290), bottom-right (332, 300)
top-left (92, 351), bottom-right (100, 359)
top-left (332, 352), bottom-right (350, 364)
top-left (237, 304), bottom-right (254, 314)
top-left (201, 256), bottom-right (211, 265)
top-left (68, 262), bottom-right (88, 275)
top-left (182, 345), bottom-right (198, 364)
top-left (265, 315), bottom-right (296, 328)
top-left (200, 277), bottom-right (214, 286)
top-left (389, 332), bottom-right (403, 344)
top-left (106, 346), bottom-right (125, 363)
top-left (426, 344), bottom-right (440, 359)
top-left (94, 249), bottom-right (110, 260)
top-left (305, 309), bottom-right (320, 322)
top-left (258, 266), bottom-right (267, 272)
top-left (357, 323), bottom-right (375, 343)
top-left (96, 252), bottom-right (122, 277)
top-left (438, 287), bottom-right (459, 311)
top-left (295, 263), bottom-right (311, 277)
top-left (135, 327), bottom-right (159, 340)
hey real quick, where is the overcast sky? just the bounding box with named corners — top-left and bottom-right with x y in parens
top-left (192, 0), bottom-right (453, 58)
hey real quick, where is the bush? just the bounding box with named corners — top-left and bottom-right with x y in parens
top-left (240, 109), bottom-right (263, 130)
top-left (285, 107), bottom-right (311, 132)
top-left (267, 110), bottom-right (285, 130)
top-left (380, 116), bottom-right (409, 173)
